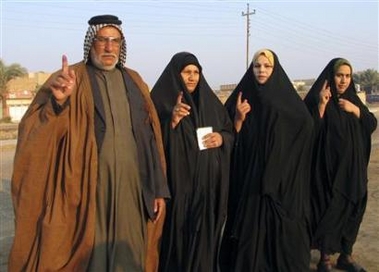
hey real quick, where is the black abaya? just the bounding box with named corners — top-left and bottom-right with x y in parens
top-left (221, 49), bottom-right (314, 272)
top-left (304, 58), bottom-right (377, 255)
top-left (150, 52), bottom-right (234, 272)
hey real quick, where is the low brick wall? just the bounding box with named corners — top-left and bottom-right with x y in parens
top-left (0, 123), bottom-right (18, 140)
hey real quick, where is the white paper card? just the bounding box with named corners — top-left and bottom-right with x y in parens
top-left (196, 126), bottom-right (213, 150)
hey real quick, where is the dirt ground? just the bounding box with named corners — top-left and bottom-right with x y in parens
top-left (309, 105), bottom-right (379, 271)
top-left (309, 142), bottom-right (379, 271)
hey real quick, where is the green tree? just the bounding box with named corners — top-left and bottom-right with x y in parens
top-left (0, 59), bottom-right (28, 118)
top-left (354, 69), bottom-right (379, 93)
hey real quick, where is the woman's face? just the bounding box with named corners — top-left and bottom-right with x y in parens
top-left (334, 64), bottom-right (352, 95)
top-left (181, 64), bottom-right (200, 93)
top-left (253, 55), bottom-right (274, 84)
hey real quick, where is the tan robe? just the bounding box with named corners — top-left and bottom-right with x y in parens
top-left (8, 62), bottom-right (167, 272)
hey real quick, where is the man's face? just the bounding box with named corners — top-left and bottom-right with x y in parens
top-left (90, 26), bottom-right (122, 70)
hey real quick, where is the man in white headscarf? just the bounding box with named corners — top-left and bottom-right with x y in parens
top-left (8, 14), bottom-right (169, 272)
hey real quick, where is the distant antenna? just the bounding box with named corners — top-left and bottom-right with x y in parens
top-left (242, 3), bottom-right (256, 70)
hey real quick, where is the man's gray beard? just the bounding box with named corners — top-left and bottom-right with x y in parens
top-left (90, 50), bottom-right (118, 71)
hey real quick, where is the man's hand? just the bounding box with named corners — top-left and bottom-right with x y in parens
top-left (153, 198), bottom-right (166, 222)
top-left (50, 55), bottom-right (76, 105)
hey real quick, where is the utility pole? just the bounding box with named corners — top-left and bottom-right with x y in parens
top-left (242, 3), bottom-right (256, 70)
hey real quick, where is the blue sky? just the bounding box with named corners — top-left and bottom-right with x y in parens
top-left (1, 0), bottom-right (378, 89)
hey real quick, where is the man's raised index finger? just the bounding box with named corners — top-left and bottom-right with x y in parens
top-left (62, 54), bottom-right (69, 73)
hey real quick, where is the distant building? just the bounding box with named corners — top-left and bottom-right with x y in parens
top-left (5, 72), bottom-right (50, 122)
top-left (214, 84), bottom-right (237, 104)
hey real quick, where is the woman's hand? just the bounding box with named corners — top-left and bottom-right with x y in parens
top-left (171, 92), bottom-right (191, 128)
top-left (153, 198), bottom-right (165, 222)
top-left (202, 132), bottom-right (223, 149)
top-left (339, 98), bottom-right (360, 118)
top-left (318, 80), bottom-right (331, 118)
top-left (234, 92), bottom-right (251, 132)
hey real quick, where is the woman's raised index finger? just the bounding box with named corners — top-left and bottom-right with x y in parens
top-left (237, 91), bottom-right (242, 105)
top-left (176, 91), bottom-right (183, 104)
top-left (323, 80), bottom-right (329, 89)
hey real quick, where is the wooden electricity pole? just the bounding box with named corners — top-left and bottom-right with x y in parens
top-left (242, 3), bottom-right (256, 70)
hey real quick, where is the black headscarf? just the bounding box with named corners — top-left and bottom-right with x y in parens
top-left (151, 52), bottom-right (204, 125)
top-left (151, 52), bottom-right (234, 272)
top-left (221, 49), bottom-right (314, 271)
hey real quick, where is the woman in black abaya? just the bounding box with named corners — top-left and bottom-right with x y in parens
top-left (150, 52), bottom-right (234, 272)
top-left (220, 49), bottom-right (314, 272)
top-left (304, 58), bottom-right (377, 272)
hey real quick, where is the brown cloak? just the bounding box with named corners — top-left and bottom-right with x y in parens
top-left (8, 62), bottom-right (167, 271)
